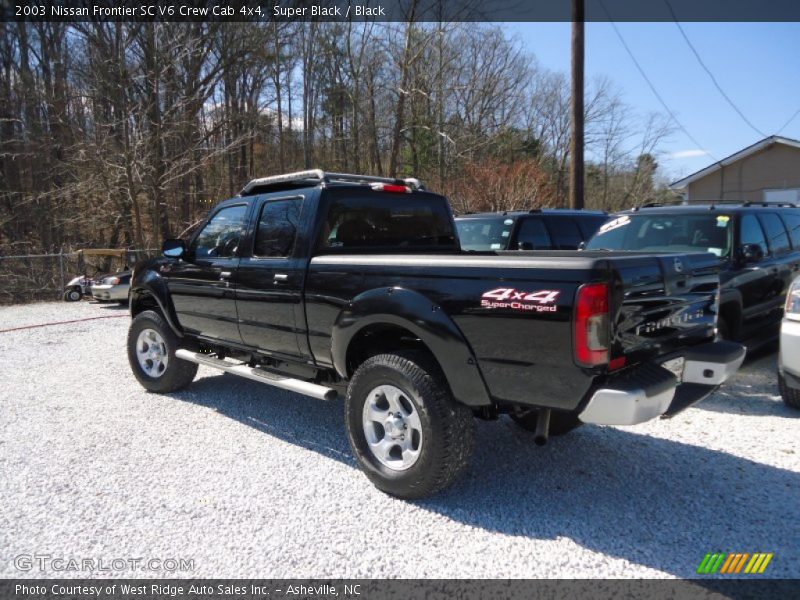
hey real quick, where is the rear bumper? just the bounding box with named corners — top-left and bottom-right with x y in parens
top-left (579, 340), bottom-right (746, 426)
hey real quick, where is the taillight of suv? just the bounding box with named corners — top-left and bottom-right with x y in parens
top-left (574, 282), bottom-right (610, 367)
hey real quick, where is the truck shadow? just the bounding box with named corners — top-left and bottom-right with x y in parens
top-left (174, 373), bottom-right (799, 579)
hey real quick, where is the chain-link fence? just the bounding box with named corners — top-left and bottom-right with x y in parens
top-left (0, 250), bottom-right (158, 305)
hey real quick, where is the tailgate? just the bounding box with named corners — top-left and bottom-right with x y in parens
top-left (609, 252), bottom-right (720, 363)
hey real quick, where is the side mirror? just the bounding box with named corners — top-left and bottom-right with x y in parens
top-left (740, 243), bottom-right (764, 263)
top-left (162, 238), bottom-right (186, 259)
top-left (578, 241), bottom-right (587, 250)
top-left (517, 241), bottom-right (534, 251)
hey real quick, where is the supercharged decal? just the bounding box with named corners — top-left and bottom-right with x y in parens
top-left (481, 288), bottom-right (560, 312)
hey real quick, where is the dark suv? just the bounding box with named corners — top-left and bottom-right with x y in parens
top-left (585, 203), bottom-right (800, 345)
top-left (455, 209), bottom-right (608, 252)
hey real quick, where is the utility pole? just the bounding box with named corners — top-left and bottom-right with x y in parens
top-left (570, 0), bottom-right (585, 209)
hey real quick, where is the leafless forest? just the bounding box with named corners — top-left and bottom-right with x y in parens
top-left (1, 21), bottom-right (677, 257)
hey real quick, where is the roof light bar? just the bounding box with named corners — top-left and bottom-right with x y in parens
top-left (240, 170), bottom-right (425, 194)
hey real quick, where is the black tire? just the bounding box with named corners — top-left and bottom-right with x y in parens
top-left (345, 351), bottom-right (475, 499)
top-left (509, 408), bottom-right (583, 436)
top-left (778, 372), bottom-right (800, 410)
top-left (63, 288), bottom-right (82, 302)
top-left (127, 310), bottom-right (197, 393)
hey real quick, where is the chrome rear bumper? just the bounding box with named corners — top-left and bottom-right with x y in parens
top-left (579, 340), bottom-right (746, 426)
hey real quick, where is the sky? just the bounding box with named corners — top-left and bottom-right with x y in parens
top-left (503, 22), bottom-right (800, 184)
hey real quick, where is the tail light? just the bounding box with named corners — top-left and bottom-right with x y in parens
top-left (370, 183), bottom-right (411, 193)
top-left (574, 282), bottom-right (610, 367)
top-left (786, 279), bottom-right (800, 319)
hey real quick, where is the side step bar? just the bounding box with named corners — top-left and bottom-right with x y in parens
top-left (175, 349), bottom-right (338, 401)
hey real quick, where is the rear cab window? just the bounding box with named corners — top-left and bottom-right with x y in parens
top-left (318, 189), bottom-right (458, 253)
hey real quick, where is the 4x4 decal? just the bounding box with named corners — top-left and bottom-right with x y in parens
top-left (481, 288), bottom-right (560, 312)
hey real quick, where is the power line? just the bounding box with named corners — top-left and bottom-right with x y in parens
top-left (598, 0), bottom-right (718, 161)
top-left (777, 108), bottom-right (800, 135)
top-left (665, 0), bottom-right (768, 138)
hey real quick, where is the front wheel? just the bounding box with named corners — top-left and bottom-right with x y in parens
top-left (63, 288), bottom-right (82, 302)
top-left (345, 351), bottom-right (475, 499)
top-left (127, 310), bottom-right (197, 393)
top-left (778, 372), bottom-right (800, 410)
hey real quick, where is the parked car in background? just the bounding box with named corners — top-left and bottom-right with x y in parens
top-left (779, 276), bottom-right (800, 409)
top-left (63, 248), bottom-right (134, 302)
top-left (91, 271), bottom-right (132, 304)
top-left (585, 203), bottom-right (800, 347)
top-left (455, 209), bottom-right (608, 252)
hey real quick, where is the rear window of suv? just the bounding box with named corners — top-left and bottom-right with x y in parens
top-left (586, 213), bottom-right (733, 257)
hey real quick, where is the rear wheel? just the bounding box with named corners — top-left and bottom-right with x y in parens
top-left (778, 372), bottom-right (800, 410)
top-left (127, 310), bottom-right (197, 393)
top-left (509, 408), bottom-right (583, 436)
top-left (345, 351), bottom-right (474, 499)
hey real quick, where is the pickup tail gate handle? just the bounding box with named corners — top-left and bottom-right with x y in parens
top-left (274, 273), bottom-right (289, 282)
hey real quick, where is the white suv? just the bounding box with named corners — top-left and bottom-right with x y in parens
top-left (779, 275), bottom-right (800, 409)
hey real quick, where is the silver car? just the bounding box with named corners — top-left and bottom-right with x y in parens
top-left (91, 271), bottom-right (131, 304)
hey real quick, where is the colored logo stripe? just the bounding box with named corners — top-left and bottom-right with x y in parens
top-left (699, 553), bottom-right (773, 574)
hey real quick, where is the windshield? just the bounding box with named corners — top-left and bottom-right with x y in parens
top-left (585, 213), bottom-right (733, 257)
top-left (455, 217), bottom-right (515, 251)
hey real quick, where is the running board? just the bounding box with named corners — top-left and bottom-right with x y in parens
top-left (175, 349), bottom-right (338, 401)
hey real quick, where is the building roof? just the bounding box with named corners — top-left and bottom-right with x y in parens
top-left (669, 136), bottom-right (800, 190)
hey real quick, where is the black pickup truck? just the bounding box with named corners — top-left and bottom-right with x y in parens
top-left (127, 170), bottom-right (745, 498)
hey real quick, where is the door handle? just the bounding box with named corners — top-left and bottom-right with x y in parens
top-left (273, 273), bottom-right (288, 283)
top-left (219, 271), bottom-right (232, 279)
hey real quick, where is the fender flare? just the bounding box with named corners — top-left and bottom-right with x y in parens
top-left (331, 287), bottom-right (491, 407)
top-left (129, 269), bottom-right (184, 338)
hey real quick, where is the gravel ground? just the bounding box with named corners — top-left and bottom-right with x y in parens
top-left (0, 301), bottom-right (798, 579)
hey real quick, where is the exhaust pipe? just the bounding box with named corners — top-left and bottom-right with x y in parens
top-left (534, 408), bottom-right (550, 446)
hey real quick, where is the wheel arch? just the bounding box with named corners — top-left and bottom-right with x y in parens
top-left (331, 287), bottom-right (491, 407)
top-left (129, 271), bottom-right (184, 338)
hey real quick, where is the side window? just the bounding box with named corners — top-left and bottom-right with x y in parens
top-left (739, 214), bottom-right (768, 256)
top-left (779, 212), bottom-right (800, 249)
top-left (758, 213), bottom-right (791, 255)
top-left (191, 204), bottom-right (248, 259)
top-left (577, 216), bottom-right (609, 240)
top-left (516, 218), bottom-right (552, 249)
top-left (254, 198), bottom-right (303, 258)
top-left (547, 216), bottom-right (583, 250)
